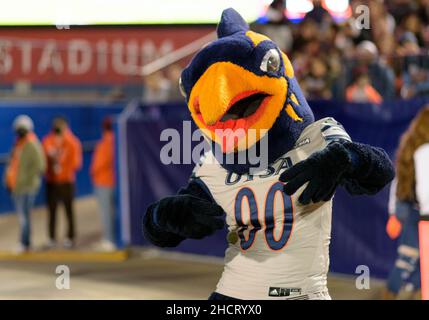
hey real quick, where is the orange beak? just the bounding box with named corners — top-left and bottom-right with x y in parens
top-left (188, 62), bottom-right (288, 153)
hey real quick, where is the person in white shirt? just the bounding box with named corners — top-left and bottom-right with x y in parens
top-left (384, 106), bottom-right (429, 299)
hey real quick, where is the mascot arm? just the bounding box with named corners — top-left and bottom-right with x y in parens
top-left (143, 179), bottom-right (225, 248)
top-left (281, 135), bottom-right (394, 204)
top-left (338, 140), bottom-right (395, 195)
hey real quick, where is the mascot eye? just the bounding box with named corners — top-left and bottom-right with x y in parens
top-left (179, 77), bottom-right (187, 98)
top-left (260, 49), bottom-right (281, 73)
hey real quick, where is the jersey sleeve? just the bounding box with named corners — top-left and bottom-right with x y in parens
top-left (319, 117), bottom-right (352, 144)
top-left (182, 152), bottom-right (216, 202)
top-left (319, 118), bottom-right (394, 195)
top-left (415, 144), bottom-right (429, 216)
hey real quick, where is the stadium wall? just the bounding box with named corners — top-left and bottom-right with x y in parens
top-left (122, 97), bottom-right (429, 277)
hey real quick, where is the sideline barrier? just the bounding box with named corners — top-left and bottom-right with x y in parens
top-left (0, 249), bottom-right (129, 262)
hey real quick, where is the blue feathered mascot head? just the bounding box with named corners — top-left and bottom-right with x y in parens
top-left (180, 8), bottom-right (315, 173)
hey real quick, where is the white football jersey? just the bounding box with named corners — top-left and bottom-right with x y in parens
top-left (192, 117), bottom-right (351, 300)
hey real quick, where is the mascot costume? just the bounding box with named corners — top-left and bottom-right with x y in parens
top-left (143, 8), bottom-right (395, 300)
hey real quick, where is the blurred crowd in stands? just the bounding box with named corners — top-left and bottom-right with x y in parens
top-left (258, 0), bottom-right (429, 103)
top-left (143, 0), bottom-right (429, 104)
top-left (142, 63), bottom-right (183, 104)
top-left (1, 1), bottom-right (425, 105)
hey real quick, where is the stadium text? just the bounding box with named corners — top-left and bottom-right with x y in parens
top-left (0, 28), bottom-right (211, 83)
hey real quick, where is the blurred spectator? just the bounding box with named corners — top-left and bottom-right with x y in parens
top-left (303, 0), bottom-right (332, 26)
top-left (333, 22), bottom-right (356, 58)
top-left (401, 63), bottom-right (429, 98)
top-left (401, 12), bottom-right (425, 47)
top-left (142, 71), bottom-right (171, 103)
top-left (291, 19), bottom-right (319, 52)
top-left (301, 57), bottom-right (332, 99)
top-left (166, 64), bottom-right (185, 102)
top-left (253, 23), bottom-right (293, 53)
top-left (387, 0), bottom-right (417, 25)
top-left (368, 1), bottom-right (396, 56)
top-left (397, 32), bottom-right (422, 57)
top-left (337, 41), bottom-right (395, 100)
top-left (90, 117), bottom-right (116, 251)
top-left (419, 0), bottom-right (429, 25)
top-left (397, 32), bottom-right (429, 98)
top-left (3, 115), bottom-right (45, 252)
top-left (264, 0), bottom-right (288, 24)
top-left (355, 41), bottom-right (395, 99)
top-left (346, 67), bottom-right (383, 104)
top-left (42, 117), bottom-right (82, 249)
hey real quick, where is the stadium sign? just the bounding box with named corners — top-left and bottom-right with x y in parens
top-left (0, 27), bottom-right (213, 84)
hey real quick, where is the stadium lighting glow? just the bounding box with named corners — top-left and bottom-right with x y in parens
top-left (0, 0), bottom-right (265, 25)
top-left (286, 0), bottom-right (314, 13)
top-left (324, 0), bottom-right (350, 12)
top-left (324, 0), bottom-right (351, 21)
top-left (325, 0), bottom-right (349, 12)
top-left (285, 0), bottom-right (313, 20)
top-left (285, 0), bottom-right (350, 22)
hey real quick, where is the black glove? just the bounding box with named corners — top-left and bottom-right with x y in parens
top-left (279, 142), bottom-right (353, 205)
top-left (153, 195), bottom-right (225, 239)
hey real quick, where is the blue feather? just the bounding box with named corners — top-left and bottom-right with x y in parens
top-left (217, 8), bottom-right (249, 38)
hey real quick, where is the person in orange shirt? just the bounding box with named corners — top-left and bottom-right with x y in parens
top-left (90, 117), bottom-right (116, 251)
top-left (42, 117), bottom-right (82, 249)
top-left (346, 67), bottom-right (383, 104)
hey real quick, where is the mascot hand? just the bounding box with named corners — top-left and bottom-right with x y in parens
top-left (279, 142), bottom-right (352, 205)
top-left (386, 215), bottom-right (402, 240)
top-left (155, 195), bottom-right (225, 239)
